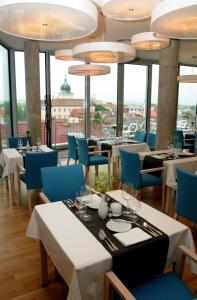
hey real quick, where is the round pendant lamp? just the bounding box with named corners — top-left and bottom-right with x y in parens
top-left (55, 49), bottom-right (75, 61)
top-left (68, 64), bottom-right (111, 76)
top-left (73, 42), bottom-right (136, 63)
top-left (131, 32), bottom-right (170, 50)
top-left (0, 0), bottom-right (98, 41)
top-left (177, 75), bottom-right (197, 83)
top-left (101, 0), bottom-right (161, 21)
top-left (151, 0), bottom-right (197, 39)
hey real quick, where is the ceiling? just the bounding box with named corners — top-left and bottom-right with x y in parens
top-left (0, 2), bottom-right (197, 65)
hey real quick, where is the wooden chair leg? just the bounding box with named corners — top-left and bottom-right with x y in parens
top-left (5, 176), bottom-right (9, 190)
top-left (108, 162), bottom-right (111, 176)
top-left (17, 169), bottom-right (21, 204)
top-left (28, 190), bottom-right (33, 215)
top-left (85, 166), bottom-right (90, 181)
top-left (67, 157), bottom-right (70, 165)
top-left (39, 241), bottom-right (48, 287)
top-left (95, 165), bottom-right (99, 177)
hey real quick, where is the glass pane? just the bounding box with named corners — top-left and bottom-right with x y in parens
top-left (150, 64), bottom-right (159, 133)
top-left (15, 51), bottom-right (27, 136)
top-left (90, 63), bottom-right (117, 138)
top-left (177, 66), bottom-right (197, 133)
top-left (0, 45), bottom-right (11, 147)
top-left (40, 52), bottom-right (46, 144)
top-left (123, 64), bottom-right (147, 138)
top-left (50, 57), bottom-right (85, 146)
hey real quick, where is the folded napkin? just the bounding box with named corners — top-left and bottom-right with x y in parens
top-left (114, 227), bottom-right (151, 246)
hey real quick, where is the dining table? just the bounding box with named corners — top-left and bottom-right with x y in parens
top-left (0, 145), bottom-right (53, 206)
top-left (26, 190), bottom-right (197, 300)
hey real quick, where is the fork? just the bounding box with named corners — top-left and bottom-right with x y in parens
top-left (98, 231), bottom-right (115, 252)
top-left (99, 229), bottom-right (118, 251)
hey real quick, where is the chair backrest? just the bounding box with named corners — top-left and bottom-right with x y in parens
top-left (134, 131), bottom-right (147, 142)
top-left (119, 149), bottom-right (141, 189)
top-left (41, 164), bottom-right (85, 202)
top-left (25, 151), bottom-right (58, 189)
top-left (176, 168), bottom-right (197, 223)
top-left (8, 136), bottom-right (32, 148)
top-left (146, 133), bottom-right (156, 150)
top-left (173, 130), bottom-right (184, 148)
top-left (77, 138), bottom-right (90, 166)
top-left (67, 135), bottom-right (78, 160)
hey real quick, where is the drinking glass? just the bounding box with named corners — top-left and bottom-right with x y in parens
top-left (130, 198), bottom-right (141, 222)
top-left (75, 191), bottom-right (85, 216)
top-left (17, 139), bottom-right (23, 152)
top-left (79, 186), bottom-right (92, 221)
top-left (121, 183), bottom-right (132, 216)
top-left (36, 137), bottom-right (41, 151)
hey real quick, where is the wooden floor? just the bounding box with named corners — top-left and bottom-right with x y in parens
top-left (0, 160), bottom-right (196, 299)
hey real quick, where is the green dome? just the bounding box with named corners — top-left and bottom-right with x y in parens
top-left (60, 75), bottom-right (71, 92)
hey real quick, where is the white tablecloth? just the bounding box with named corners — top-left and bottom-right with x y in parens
top-left (26, 190), bottom-right (196, 300)
top-left (0, 145), bottom-right (53, 178)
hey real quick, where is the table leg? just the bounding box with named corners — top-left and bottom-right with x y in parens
top-left (161, 167), bottom-right (167, 211)
top-left (39, 241), bottom-right (48, 287)
top-left (5, 176), bottom-right (9, 190)
top-left (8, 173), bottom-right (15, 207)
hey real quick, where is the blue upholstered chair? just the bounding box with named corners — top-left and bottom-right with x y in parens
top-left (8, 136), bottom-right (32, 148)
top-left (133, 131), bottom-right (147, 143)
top-left (67, 135), bottom-right (79, 164)
top-left (146, 133), bottom-right (156, 151)
top-left (17, 151), bottom-right (58, 213)
top-left (173, 130), bottom-right (193, 150)
top-left (105, 245), bottom-right (197, 300)
top-left (175, 168), bottom-right (197, 223)
top-left (40, 164), bottom-right (85, 202)
top-left (77, 138), bottom-right (110, 180)
top-left (119, 149), bottom-right (163, 199)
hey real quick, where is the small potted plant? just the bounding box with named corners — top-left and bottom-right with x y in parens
top-left (95, 171), bottom-right (114, 194)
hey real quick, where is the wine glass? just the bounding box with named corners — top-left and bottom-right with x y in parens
top-left (130, 198), bottom-right (141, 222)
top-left (36, 137), bottom-right (41, 151)
top-left (75, 191), bottom-right (85, 217)
top-left (121, 183), bottom-right (132, 216)
top-left (79, 186), bottom-right (92, 221)
top-left (17, 139), bottom-right (23, 152)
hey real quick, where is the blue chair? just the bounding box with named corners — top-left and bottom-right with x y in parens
top-left (175, 168), bottom-right (197, 223)
top-left (133, 131), bottom-right (147, 142)
top-left (119, 149), bottom-right (163, 199)
top-left (146, 133), bottom-right (156, 151)
top-left (17, 151), bottom-right (58, 213)
top-left (8, 136), bottom-right (32, 148)
top-left (40, 164), bottom-right (85, 202)
top-left (77, 138), bottom-right (110, 180)
top-left (173, 130), bottom-right (193, 150)
top-left (105, 245), bottom-right (197, 300)
top-left (67, 135), bottom-right (79, 164)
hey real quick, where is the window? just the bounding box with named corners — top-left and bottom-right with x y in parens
top-left (177, 65), bottom-right (197, 132)
top-left (150, 64), bottom-right (159, 133)
top-left (90, 63), bottom-right (117, 138)
top-left (40, 52), bottom-right (46, 144)
top-left (0, 45), bottom-right (11, 147)
top-left (50, 57), bottom-right (85, 145)
top-left (123, 64), bottom-right (148, 137)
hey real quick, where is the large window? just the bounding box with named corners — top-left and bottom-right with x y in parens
top-left (0, 45), bottom-right (11, 147)
top-left (123, 64), bottom-right (148, 137)
top-left (177, 66), bottom-right (197, 132)
top-left (39, 52), bottom-right (46, 143)
top-left (150, 64), bottom-right (159, 133)
top-left (50, 57), bottom-right (85, 145)
top-left (90, 63), bottom-right (117, 138)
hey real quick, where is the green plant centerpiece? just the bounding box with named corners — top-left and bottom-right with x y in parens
top-left (95, 171), bottom-right (114, 193)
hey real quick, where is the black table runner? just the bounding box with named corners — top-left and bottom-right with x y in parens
top-left (63, 195), bottom-right (169, 288)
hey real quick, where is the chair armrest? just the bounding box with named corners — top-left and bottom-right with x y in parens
top-left (175, 245), bottom-right (197, 277)
top-left (105, 271), bottom-right (136, 300)
top-left (88, 145), bottom-right (98, 149)
top-left (184, 138), bottom-right (195, 142)
top-left (140, 167), bottom-right (165, 174)
top-left (39, 192), bottom-right (50, 204)
top-left (179, 245), bottom-right (197, 263)
top-left (17, 163), bottom-right (25, 173)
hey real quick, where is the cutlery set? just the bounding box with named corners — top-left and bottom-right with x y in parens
top-left (98, 229), bottom-right (118, 252)
top-left (62, 199), bottom-right (76, 208)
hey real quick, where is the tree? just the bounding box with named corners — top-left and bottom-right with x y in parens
top-left (94, 104), bottom-right (108, 112)
top-left (94, 112), bottom-right (102, 124)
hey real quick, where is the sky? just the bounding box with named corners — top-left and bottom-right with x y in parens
top-left (1, 51), bottom-right (197, 107)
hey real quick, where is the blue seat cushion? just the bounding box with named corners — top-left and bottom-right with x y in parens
top-left (130, 272), bottom-right (194, 300)
top-left (141, 173), bottom-right (162, 187)
top-left (89, 155), bottom-right (108, 166)
top-left (20, 173), bottom-right (26, 183)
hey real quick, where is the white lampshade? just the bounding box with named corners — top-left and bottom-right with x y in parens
top-left (0, 0), bottom-right (98, 41)
top-left (151, 0), bottom-right (197, 39)
top-left (131, 32), bottom-right (170, 50)
top-left (101, 0), bottom-right (161, 21)
top-left (73, 42), bottom-right (136, 63)
top-left (68, 64), bottom-right (111, 76)
top-left (55, 49), bottom-right (75, 61)
top-left (177, 75), bottom-right (197, 83)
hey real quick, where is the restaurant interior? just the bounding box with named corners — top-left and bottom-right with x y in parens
top-left (0, 0), bottom-right (197, 299)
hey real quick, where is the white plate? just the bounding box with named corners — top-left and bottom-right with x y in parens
top-left (87, 194), bottom-right (102, 209)
top-left (106, 219), bottom-right (132, 233)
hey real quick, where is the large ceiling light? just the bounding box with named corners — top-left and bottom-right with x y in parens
top-left (177, 75), bottom-right (197, 83)
top-left (151, 0), bottom-right (197, 39)
top-left (68, 64), bottom-right (111, 76)
top-left (55, 49), bottom-right (75, 61)
top-left (0, 0), bottom-right (98, 41)
top-left (73, 42), bottom-right (136, 63)
top-left (131, 32), bottom-right (170, 51)
top-left (101, 0), bottom-right (161, 21)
